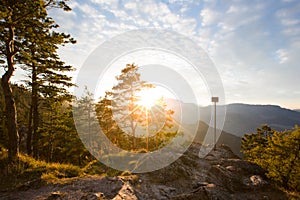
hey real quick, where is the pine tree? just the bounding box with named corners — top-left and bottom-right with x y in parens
top-left (96, 63), bottom-right (176, 152)
top-left (39, 99), bottom-right (89, 165)
top-left (241, 124), bottom-right (274, 166)
top-left (19, 14), bottom-right (75, 157)
top-left (96, 91), bottom-right (124, 150)
top-left (266, 127), bottom-right (300, 190)
top-left (241, 125), bottom-right (300, 191)
top-left (73, 87), bottom-right (103, 159)
top-left (110, 63), bottom-right (153, 150)
top-left (0, 0), bottom-right (72, 162)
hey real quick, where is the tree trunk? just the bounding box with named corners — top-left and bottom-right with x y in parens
top-left (27, 105), bottom-right (33, 155)
top-left (1, 25), bottom-right (19, 162)
top-left (1, 79), bottom-right (19, 162)
top-left (130, 120), bottom-right (135, 150)
top-left (47, 109), bottom-right (53, 162)
top-left (31, 60), bottom-right (40, 159)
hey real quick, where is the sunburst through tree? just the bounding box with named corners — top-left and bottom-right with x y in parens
top-left (96, 63), bottom-right (177, 152)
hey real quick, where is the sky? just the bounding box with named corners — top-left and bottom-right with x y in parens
top-left (40, 0), bottom-right (300, 109)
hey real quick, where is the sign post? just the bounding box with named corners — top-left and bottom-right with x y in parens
top-left (211, 97), bottom-right (219, 151)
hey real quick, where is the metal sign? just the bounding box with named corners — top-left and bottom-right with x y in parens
top-left (211, 97), bottom-right (219, 102)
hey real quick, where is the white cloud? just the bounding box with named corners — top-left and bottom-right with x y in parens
top-left (90, 0), bottom-right (119, 10)
top-left (196, 1), bottom-right (300, 108)
top-left (276, 49), bottom-right (289, 64)
top-left (282, 0), bottom-right (296, 3)
top-left (200, 8), bottom-right (220, 26)
top-left (179, 5), bottom-right (189, 14)
top-left (43, 0), bottom-right (300, 108)
top-left (283, 27), bottom-right (300, 36)
top-left (79, 4), bottom-right (99, 17)
top-left (281, 18), bottom-right (300, 26)
top-left (168, 0), bottom-right (198, 4)
top-left (124, 2), bottom-right (137, 10)
top-left (226, 5), bottom-right (249, 14)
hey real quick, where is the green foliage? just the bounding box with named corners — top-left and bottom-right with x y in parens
top-left (242, 125), bottom-right (300, 192)
top-left (38, 101), bottom-right (91, 166)
top-left (0, 0), bottom-right (81, 166)
top-left (0, 0), bottom-right (75, 162)
top-left (72, 88), bottom-right (103, 163)
top-left (15, 0), bottom-right (76, 158)
top-left (241, 125), bottom-right (274, 166)
top-left (0, 83), bottom-right (91, 167)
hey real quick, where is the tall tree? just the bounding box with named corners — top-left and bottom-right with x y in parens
top-left (74, 88), bottom-right (105, 160)
top-left (110, 64), bottom-right (153, 150)
top-left (96, 64), bottom-right (176, 152)
top-left (20, 16), bottom-right (75, 157)
top-left (0, 0), bottom-right (21, 162)
top-left (0, 0), bottom-right (72, 161)
top-left (96, 91), bottom-right (130, 151)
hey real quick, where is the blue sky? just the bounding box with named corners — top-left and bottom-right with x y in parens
top-left (45, 0), bottom-right (300, 109)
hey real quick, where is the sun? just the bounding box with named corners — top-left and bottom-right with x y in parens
top-left (136, 88), bottom-right (162, 109)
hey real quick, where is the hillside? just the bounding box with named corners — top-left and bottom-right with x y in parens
top-left (0, 143), bottom-right (290, 200)
top-left (186, 121), bottom-right (242, 157)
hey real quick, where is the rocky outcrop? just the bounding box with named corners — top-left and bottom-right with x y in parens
top-left (0, 143), bottom-right (288, 200)
top-left (0, 176), bottom-right (126, 200)
top-left (135, 143), bottom-right (287, 200)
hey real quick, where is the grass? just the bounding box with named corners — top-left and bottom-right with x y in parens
top-left (82, 159), bottom-right (123, 177)
top-left (0, 150), bottom-right (83, 191)
top-left (0, 148), bottom-right (132, 192)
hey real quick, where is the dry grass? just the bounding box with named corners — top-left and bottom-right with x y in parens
top-left (0, 148), bottom-right (82, 191)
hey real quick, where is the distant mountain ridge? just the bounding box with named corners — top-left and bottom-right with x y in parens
top-left (166, 99), bottom-right (300, 137)
top-left (218, 103), bottom-right (300, 137)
